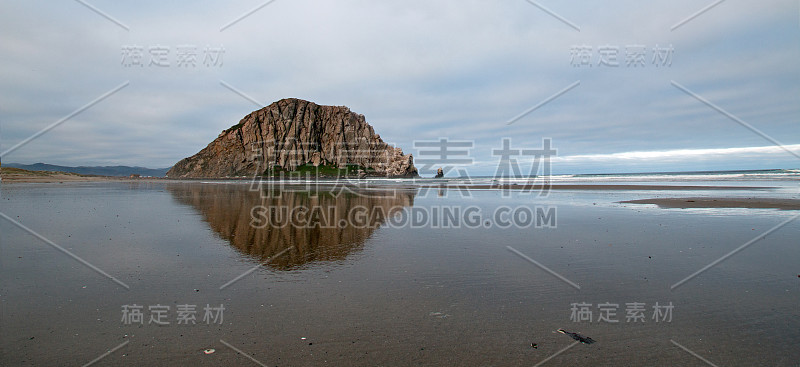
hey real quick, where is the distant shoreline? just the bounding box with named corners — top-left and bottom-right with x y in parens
top-left (0, 170), bottom-right (774, 191)
top-left (423, 184), bottom-right (771, 191)
top-left (4, 169), bottom-right (798, 211)
top-left (0, 167), bottom-right (784, 191)
top-left (0, 167), bottom-right (131, 183)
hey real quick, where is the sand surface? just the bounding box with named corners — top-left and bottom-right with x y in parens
top-left (621, 197), bottom-right (800, 210)
top-left (2, 182), bottom-right (798, 366)
top-left (430, 184), bottom-right (771, 191)
top-left (4, 169), bottom-right (775, 191)
top-left (1, 167), bottom-right (125, 183)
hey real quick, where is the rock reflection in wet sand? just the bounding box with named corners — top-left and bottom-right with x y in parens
top-left (166, 183), bottom-right (415, 269)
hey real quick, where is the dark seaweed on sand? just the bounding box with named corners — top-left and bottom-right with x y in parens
top-left (558, 329), bottom-right (596, 344)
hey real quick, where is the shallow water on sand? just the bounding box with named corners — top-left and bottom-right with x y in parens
top-left (1, 181), bottom-right (798, 366)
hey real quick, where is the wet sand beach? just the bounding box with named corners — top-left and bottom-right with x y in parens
top-left (0, 167), bottom-right (124, 183)
top-left (427, 183), bottom-right (772, 191)
top-left (622, 197), bottom-right (800, 210)
top-left (1, 181), bottom-right (798, 366)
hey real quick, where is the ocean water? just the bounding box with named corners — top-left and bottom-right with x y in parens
top-left (1, 175), bottom-right (798, 366)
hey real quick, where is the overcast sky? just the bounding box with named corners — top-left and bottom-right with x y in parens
top-left (1, 0), bottom-right (798, 174)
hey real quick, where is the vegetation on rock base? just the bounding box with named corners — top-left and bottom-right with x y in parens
top-left (262, 164), bottom-right (374, 178)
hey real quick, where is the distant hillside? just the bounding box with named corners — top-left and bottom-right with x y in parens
top-left (4, 163), bottom-right (170, 177)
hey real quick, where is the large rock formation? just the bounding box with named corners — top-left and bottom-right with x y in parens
top-left (167, 98), bottom-right (418, 178)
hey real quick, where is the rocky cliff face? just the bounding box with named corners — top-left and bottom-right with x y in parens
top-left (167, 98), bottom-right (418, 178)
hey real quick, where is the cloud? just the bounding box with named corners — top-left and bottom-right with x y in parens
top-left (556, 144), bottom-right (800, 163)
top-left (0, 0), bottom-right (797, 171)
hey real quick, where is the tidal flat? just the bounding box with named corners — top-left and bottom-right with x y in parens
top-left (1, 181), bottom-right (798, 366)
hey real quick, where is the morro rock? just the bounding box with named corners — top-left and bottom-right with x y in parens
top-left (167, 98), bottom-right (418, 178)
